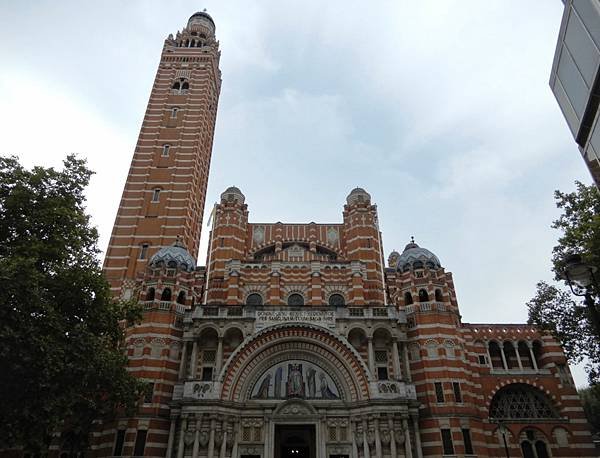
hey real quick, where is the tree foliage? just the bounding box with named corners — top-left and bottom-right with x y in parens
top-left (0, 155), bottom-right (144, 452)
top-left (579, 384), bottom-right (600, 435)
top-left (527, 181), bottom-right (600, 384)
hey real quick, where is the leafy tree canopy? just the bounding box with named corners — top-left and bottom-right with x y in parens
top-left (0, 155), bottom-right (144, 452)
top-left (527, 181), bottom-right (600, 384)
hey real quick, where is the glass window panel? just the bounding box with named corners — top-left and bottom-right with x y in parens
top-left (565, 9), bottom-right (600, 87)
top-left (557, 47), bottom-right (590, 118)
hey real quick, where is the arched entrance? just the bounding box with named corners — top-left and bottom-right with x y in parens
top-left (275, 424), bottom-right (316, 458)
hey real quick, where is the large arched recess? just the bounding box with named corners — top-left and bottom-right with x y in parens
top-left (219, 323), bottom-right (371, 402)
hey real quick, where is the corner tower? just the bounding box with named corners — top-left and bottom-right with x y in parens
top-left (103, 11), bottom-right (221, 297)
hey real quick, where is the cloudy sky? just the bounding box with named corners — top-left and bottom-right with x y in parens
top-left (0, 1), bottom-right (592, 384)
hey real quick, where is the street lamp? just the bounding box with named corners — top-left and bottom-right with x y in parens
top-left (497, 421), bottom-right (510, 458)
top-left (560, 253), bottom-right (600, 339)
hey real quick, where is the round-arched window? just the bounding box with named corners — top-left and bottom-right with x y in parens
top-left (489, 384), bottom-right (558, 420)
top-left (287, 293), bottom-right (305, 306)
top-left (328, 293), bottom-right (345, 306)
top-left (161, 288), bottom-right (172, 302)
top-left (246, 293), bottom-right (263, 306)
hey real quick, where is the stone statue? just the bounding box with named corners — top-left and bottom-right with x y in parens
top-left (319, 372), bottom-right (338, 399)
top-left (307, 367), bottom-right (316, 398)
top-left (254, 374), bottom-right (271, 399)
top-left (274, 366), bottom-right (283, 398)
top-left (286, 363), bottom-right (305, 397)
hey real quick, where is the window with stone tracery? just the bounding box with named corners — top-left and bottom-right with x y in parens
top-left (489, 384), bottom-right (558, 420)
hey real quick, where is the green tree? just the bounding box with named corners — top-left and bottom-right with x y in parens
top-left (0, 155), bottom-right (144, 453)
top-left (579, 385), bottom-right (600, 434)
top-left (527, 181), bottom-right (600, 383)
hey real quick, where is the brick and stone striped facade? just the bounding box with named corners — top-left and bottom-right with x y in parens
top-left (86, 11), bottom-right (595, 458)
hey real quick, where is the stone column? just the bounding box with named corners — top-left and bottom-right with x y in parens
top-left (351, 421), bottom-right (359, 458)
top-left (388, 418), bottom-right (397, 458)
top-left (374, 418), bottom-right (382, 458)
top-left (177, 417), bottom-right (188, 458)
top-left (166, 415), bottom-right (177, 458)
top-left (263, 418), bottom-right (270, 458)
top-left (320, 417), bottom-right (327, 458)
top-left (363, 419), bottom-right (370, 458)
top-left (403, 419), bottom-right (412, 458)
top-left (513, 341), bottom-right (523, 370)
top-left (402, 343), bottom-right (412, 382)
top-left (528, 342), bottom-right (539, 371)
top-left (178, 342), bottom-right (188, 380)
top-left (368, 337), bottom-right (376, 379)
top-left (231, 419), bottom-right (239, 458)
top-left (192, 419), bottom-right (201, 458)
top-left (190, 341), bottom-right (199, 379)
top-left (411, 416), bottom-right (423, 458)
top-left (215, 336), bottom-right (224, 378)
top-left (392, 340), bottom-right (402, 380)
top-left (208, 417), bottom-right (216, 458)
top-left (499, 344), bottom-right (508, 370)
top-left (485, 341), bottom-right (493, 370)
top-left (219, 429), bottom-right (227, 458)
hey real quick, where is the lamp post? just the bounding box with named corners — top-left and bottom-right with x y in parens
top-left (560, 254), bottom-right (600, 340)
top-left (497, 421), bottom-right (510, 458)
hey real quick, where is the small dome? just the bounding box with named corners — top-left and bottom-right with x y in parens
top-left (396, 239), bottom-right (441, 272)
top-left (346, 187), bottom-right (371, 205)
top-left (188, 11), bottom-right (217, 36)
top-left (220, 186), bottom-right (245, 204)
top-left (388, 250), bottom-right (401, 268)
top-left (149, 240), bottom-right (196, 272)
top-left (188, 10), bottom-right (216, 29)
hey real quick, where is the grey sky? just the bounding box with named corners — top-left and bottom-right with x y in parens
top-left (0, 1), bottom-right (591, 384)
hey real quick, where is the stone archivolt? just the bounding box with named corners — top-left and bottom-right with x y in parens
top-left (220, 324), bottom-right (370, 402)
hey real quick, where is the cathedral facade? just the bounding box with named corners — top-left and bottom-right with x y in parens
top-left (93, 12), bottom-right (595, 458)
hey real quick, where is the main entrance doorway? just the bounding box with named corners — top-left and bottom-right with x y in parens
top-left (274, 424), bottom-right (316, 458)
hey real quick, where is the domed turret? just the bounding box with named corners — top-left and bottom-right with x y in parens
top-left (396, 238), bottom-right (441, 272)
top-left (188, 10), bottom-right (216, 36)
top-left (220, 186), bottom-right (245, 204)
top-left (149, 239), bottom-right (196, 272)
top-left (388, 250), bottom-right (401, 268)
top-left (346, 187), bottom-right (371, 205)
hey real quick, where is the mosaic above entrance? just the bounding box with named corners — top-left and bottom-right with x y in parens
top-left (251, 360), bottom-right (340, 400)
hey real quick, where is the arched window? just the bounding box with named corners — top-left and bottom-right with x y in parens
top-left (181, 81), bottom-right (189, 93)
top-left (488, 341), bottom-right (505, 369)
top-left (146, 287), bottom-right (155, 301)
top-left (161, 288), bottom-right (172, 302)
top-left (184, 39), bottom-right (189, 47)
top-left (328, 294), bottom-right (345, 306)
top-left (162, 144), bottom-right (170, 157)
top-left (404, 292), bottom-right (413, 305)
top-left (489, 384), bottom-right (559, 420)
top-left (246, 293), bottom-right (263, 306)
top-left (176, 291), bottom-right (186, 305)
top-left (152, 188), bottom-right (161, 202)
top-left (435, 289), bottom-right (443, 302)
top-left (426, 340), bottom-right (438, 359)
top-left (172, 81), bottom-right (180, 91)
top-left (171, 107), bottom-right (179, 118)
top-left (287, 293), bottom-right (304, 306)
top-left (413, 261), bottom-right (423, 269)
top-left (418, 289), bottom-right (429, 302)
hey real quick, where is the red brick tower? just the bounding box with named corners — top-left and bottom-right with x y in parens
top-left (94, 12), bottom-right (221, 458)
top-left (342, 188), bottom-right (385, 305)
top-left (103, 11), bottom-right (221, 298)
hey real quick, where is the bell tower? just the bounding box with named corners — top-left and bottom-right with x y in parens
top-left (103, 11), bottom-right (221, 297)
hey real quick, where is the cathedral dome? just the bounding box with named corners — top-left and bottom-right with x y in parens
top-left (396, 239), bottom-right (441, 271)
top-left (221, 186), bottom-right (245, 204)
top-left (149, 240), bottom-right (196, 272)
top-left (346, 187), bottom-right (371, 205)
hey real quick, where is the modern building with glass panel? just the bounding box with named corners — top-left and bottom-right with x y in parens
top-left (550, 0), bottom-right (600, 186)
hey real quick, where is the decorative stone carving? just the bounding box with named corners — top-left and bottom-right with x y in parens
top-left (253, 226), bottom-right (265, 244)
top-left (251, 360), bottom-right (340, 399)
